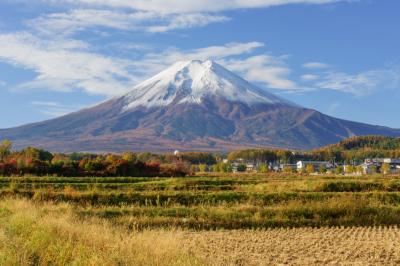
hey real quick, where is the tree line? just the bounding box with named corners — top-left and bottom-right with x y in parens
top-left (1, 135), bottom-right (398, 176)
top-left (0, 140), bottom-right (191, 177)
top-left (227, 136), bottom-right (400, 164)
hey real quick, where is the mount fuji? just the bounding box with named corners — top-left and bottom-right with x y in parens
top-left (1, 60), bottom-right (400, 152)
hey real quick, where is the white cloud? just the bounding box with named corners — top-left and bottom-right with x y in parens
top-left (52, 0), bottom-right (346, 14)
top-left (2, 29), bottom-right (396, 98)
top-left (146, 13), bottom-right (230, 33)
top-left (0, 32), bottom-right (136, 96)
top-left (110, 43), bottom-right (151, 51)
top-left (301, 74), bottom-right (319, 81)
top-left (0, 34), bottom-right (288, 95)
top-left (28, 9), bottom-right (157, 35)
top-left (28, 9), bottom-right (229, 35)
top-left (315, 68), bottom-right (400, 96)
top-left (303, 62), bottom-right (331, 69)
top-left (220, 55), bottom-right (296, 90)
top-left (26, 0), bottom-right (348, 36)
top-left (144, 42), bottom-right (265, 64)
top-left (31, 101), bottom-right (81, 117)
top-left (301, 61), bottom-right (400, 96)
top-left (328, 102), bottom-right (341, 113)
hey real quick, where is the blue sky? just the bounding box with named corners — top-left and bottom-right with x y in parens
top-left (0, 0), bottom-right (399, 129)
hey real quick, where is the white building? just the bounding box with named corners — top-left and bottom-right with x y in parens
top-left (361, 163), bottom-right (377, 175)
top-left (297, 161), bottom-right (331, 172)
top-left (361, 158), bottom-right (400, 174)
top-left (246, 164), bottom-right (255, 172)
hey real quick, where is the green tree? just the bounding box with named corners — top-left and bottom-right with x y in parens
top-left (236, 164), bottom-right (246, 172)
top-left (319, 165), bottom-right (327, 174)
top-left (218, 163), bottom-right (230, 173)
top-left (277, 150), bottom-right (293, 163)
top-left (356, 165), bottom-right (364, 174)
top-left (306, 164), bottom-right (315, 174)
top-left (137, 152), bottom-right (153, 163)
top-left (335, 166), bottom-right (344, 175)
top-left (345, 165), bottom-right (356, 174)
top-left (258, 164), bottom-right (269, 173)
top-left (283, 166), bottom-right (295, 173)
top-left (211, 164), bottom-right (219, 172)
top-left (370, 165), bottom-right (378, 174)
top-left (0, 140), bottom-right (12, 162)
top-left (198, 164), bottom-right (207, 172)
top-left (212, 162), bottom-right (229, 173)
top-left (122, 152), bottom-right (137, 163)
top-left (381, 163), bottom-right (391, 175)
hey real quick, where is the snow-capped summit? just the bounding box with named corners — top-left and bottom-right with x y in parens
top-left (122, 59), bottom-right (292, 110)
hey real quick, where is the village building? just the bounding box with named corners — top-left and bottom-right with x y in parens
top-left (246, 164), bottom-right (256, 172)
top-left (361, 162), bottom-right (377, 175)
top-left (296, 161), bottom-right (331, 172)
top-left (361, 158), bottom-right (400, 174)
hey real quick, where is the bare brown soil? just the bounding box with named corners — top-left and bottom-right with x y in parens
top-left (184, 227), bottom-right (400, 266)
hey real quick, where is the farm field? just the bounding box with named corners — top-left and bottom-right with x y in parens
top-left (1, 174), bottom-right (400, 228)
top-left (2, 198), bottom-right (400, 265)
top-left (186, 227), bottom-right (400, 265)
top-left (1, 173), bottom-right (400, 265)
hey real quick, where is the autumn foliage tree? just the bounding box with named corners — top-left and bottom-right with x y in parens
top-left (0, 139), bottom-right (12, 162)
top-left (0, 141), bottom-right (191, 177)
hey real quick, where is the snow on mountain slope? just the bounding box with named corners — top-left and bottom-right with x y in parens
top-left (122, 60), bottom-right (294, 110)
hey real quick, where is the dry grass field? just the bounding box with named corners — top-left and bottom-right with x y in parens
top-left (0, 198), bottom-right (204, 266)
top-left (0, 198), bottom-right (400, 265)
top-left (1, 174), bottom-right (400, 265)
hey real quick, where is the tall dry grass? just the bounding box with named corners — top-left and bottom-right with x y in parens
top-left (0, 198), bottom-right (203, 266)
top-left (0, 198), bottom-right (400, 265)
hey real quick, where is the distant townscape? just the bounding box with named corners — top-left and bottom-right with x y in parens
top-left (1, 135), bottom-right (399, 177)
top-left (229, 158), bottom-right (399, 175)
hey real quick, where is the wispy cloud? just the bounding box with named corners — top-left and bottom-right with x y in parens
top-left (22, 0), bottom-right (348, 37)
top-left (221, 55), bottom-right (296, 90)
top-left (49, 0), bottom-right (347, 13)
top-left (328, 102), bottom-right (341, 114)
top-left (1, 0), bottom-right (394, 99)
top-left (1, 28), bottom-right (397, 98)
top-left (303, 62), bottom-right (331, 69)
top-left (28, 9), bottom-right (229, 35)
top-left (143, 42), bottom-right (265, 64)
top-left (0, 32), bottom-right (136, 96)
top-left (146, 13), bottom-right (230, 33)
top-left (0, 34), bottom-right (288, 95)
top-left (314, 67), bottom-right (400, 96)
top-left (301, 62), bottom-right (400, 96)
top-left (28, 9), bottom-right (157, 35)
top-left (30, 101), bottom-right (81, 117)
top-left (301, 74), bottom-right (319, 81)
